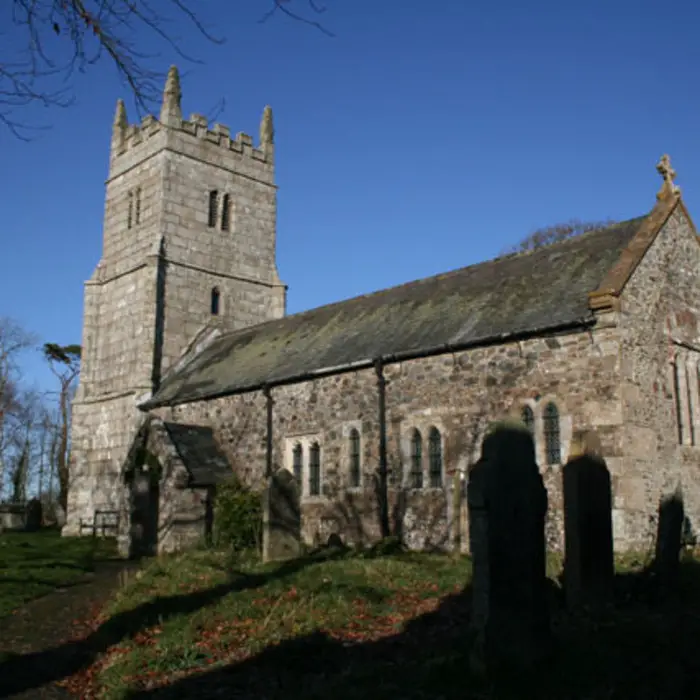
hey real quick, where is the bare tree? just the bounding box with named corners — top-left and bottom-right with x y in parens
top-left (504, 219), bottom-right (617, 255)
top-left (43, 343), bottom-right (81, 510)
top-left (0, 317), bottom-right (36, 498)
top-left (2, 0), bottom-right (332, 138)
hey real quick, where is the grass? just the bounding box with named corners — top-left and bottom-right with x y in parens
top-left (0, 528), bottom-right (117, 618)
top-left (66, 545), bottom-right (700, 699)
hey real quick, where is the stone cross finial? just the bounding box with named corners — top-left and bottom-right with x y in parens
top-left (656, 154), bottom-right (680, 199)
top-left (260, 105), bottom-right (274, 147)
top-left (160, 65), bottom-right (182, 127)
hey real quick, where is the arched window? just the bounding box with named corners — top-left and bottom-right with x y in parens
top-left (673, 360), bottom-right (683, 445)
top-left (221, 193), bottom-right (231, 232)
top-left (521, 405), bottom-right (535, 434)
top-left (543, 402), bottom-right (561, 465)
top-left (309, 442), bottom-right (321, 496)
top-left (349, 429), bottom-right (361, 488)
top-left (686, 364), bottom-right (696, 446)
top-left (292, 443), bottom-right (303, 483)
top-left (207, 190), bottom-right (218, 228)
top-left (409, 429), bottom-right (423, 489)
top-left (210, 287), bottom-right (220, 316)
top-left (428, 427), bottom-right (443, 488)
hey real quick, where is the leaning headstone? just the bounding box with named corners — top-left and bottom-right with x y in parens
top-left (467, 421), bottom-right (550, 675)
top-left (563, 430), bottom-right (614, 610)
top-left (654, 484), bottom-right (684, 601)
top-left (262, 468), bottom-right (301, 563)
top-left (24, 498), bottom-right (43, 532)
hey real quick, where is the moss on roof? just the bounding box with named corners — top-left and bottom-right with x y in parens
top-left (143, 216), bottom-right (648, 408)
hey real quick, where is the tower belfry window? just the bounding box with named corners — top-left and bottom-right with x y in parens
top-left (135, 188), bottom-right (142, 224)
top-left (127, 191), bottom-right (133, 229)
top-left (221, 194), bottom-right (231, 232)
top-left (208, 190), bottom-right (218, 228)
top-left (210, 287), bottom-right (220, 316)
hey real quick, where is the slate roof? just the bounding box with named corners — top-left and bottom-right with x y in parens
top-left (163, 422), bottom-right (231, 486)
top-left (142, 215), bottom-right (649, 409)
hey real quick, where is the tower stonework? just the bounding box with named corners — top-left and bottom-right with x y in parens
top-left (64, 66), bottom-right (286, 538)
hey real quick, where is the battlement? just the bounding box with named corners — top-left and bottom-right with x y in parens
top-left (113, 112), bottom-right (271, 163)
top-left (111, 66), bottom-right (274, 167)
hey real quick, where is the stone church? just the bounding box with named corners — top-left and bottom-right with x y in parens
top-left (64, 65), bottom-right (700, 557)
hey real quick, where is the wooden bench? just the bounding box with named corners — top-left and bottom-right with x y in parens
top-left (79, 509), bottom-right (120, 537)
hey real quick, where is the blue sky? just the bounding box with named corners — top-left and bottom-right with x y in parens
top-left (2, 0), bottom-right (700, 395)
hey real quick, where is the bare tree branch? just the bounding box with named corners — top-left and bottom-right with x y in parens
top-left (2, 1), bottom-right (334, 138)
top-left (260, 0), bottom-right (334, 37)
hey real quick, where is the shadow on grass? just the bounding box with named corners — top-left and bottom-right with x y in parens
top-left (0, 547), bottom-right (348, 698)
top-left (121, 558), bottom-right (700, 700)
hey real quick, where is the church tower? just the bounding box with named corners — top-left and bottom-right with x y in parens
top-left (64, 67), bottom-right (286, 536)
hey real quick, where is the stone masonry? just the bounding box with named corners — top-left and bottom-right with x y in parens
top-left (64, 66), bottom-right (286, 540)
top-left (66, 67), bottom-right (700, 558)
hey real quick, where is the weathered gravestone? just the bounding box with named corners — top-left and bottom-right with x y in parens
top-left (654, 484), bottom-right (684, 600)
top-left (24, 498), bottom-right (43, 532)
top-left (263, 468), bottom-right (301, 563)
top-left (467, 422), bottom-right (551, 674)
top-left (563, 430), bottom-right (614, 610)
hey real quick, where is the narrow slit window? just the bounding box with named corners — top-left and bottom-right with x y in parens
top-left (348, 429), bottom-right (361, 488)
top-left (292, 443), bottom-right (303, 483)
top-left (543, 402), bottom-right (561, 465)
top-left (127, 191), bottom-right (133, 229)
top-left (673, 361), bottom-right (683, 445)
top-left (221, 193), bottom-right (231, 232)
top-left (135, 187), bottom-right (142, 224)
top-left (309, 442), bottom-right (321, 496)
top-left (428, 427), bottom-right (443, 488)
top-left (210, 287), bottom-right (220, 316)
top-left (208, 190), bottom-right (218, 228)
top-left (686, 364), bottom-right (696, 446)
top-left (410, 429), bottom-right (423, 489)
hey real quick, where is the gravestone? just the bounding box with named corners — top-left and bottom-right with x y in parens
top-left (654, 484), bottom-right (684, 600)
top-left (563, 430), bottom-right (614, 610)
top-left (24, 498), bottom-right (43, 532)
top-left (467, 422), bottom-right (550, 675)
top-left (54, 503), bottom-right (66, 529)
top-left (262, 468), bottom-right (301, 563)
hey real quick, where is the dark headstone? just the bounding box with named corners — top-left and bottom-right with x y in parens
top-left (563, 430), bottom-right (614, 610)
top-left (24, 498), bottom-right (43, 532)
top-left (654, 485), bottom-right (684, 599)
top-left (467, 422), bottom-right (551, 675)
top-left (263, 468), bottom-right (301, 563)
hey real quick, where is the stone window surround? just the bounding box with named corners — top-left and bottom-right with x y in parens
top-left (127, 187), bottom-right (142, 229)
top-left (283, 434), bottom-right (325, 502)
top-left (520, 396), bottom-right (572, 469)
top-left (399, 420), bottom-right (446, 491)
top-left (670, 347), bottom-right (700, 448)
top-left (341, 420), bottom-right (364, 490)
top-left (207, 188), bottom-right (234, 232)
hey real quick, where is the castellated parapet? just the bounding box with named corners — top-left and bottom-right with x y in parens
top-left (109, 65), bottom-right (275, 185)
top-left (64, 65), bottom-right (285, 544)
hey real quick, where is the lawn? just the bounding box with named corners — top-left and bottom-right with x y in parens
top-left (67, 544), bottom-right (700, 700)
top-left (0, 528), bottom-right (117, 619)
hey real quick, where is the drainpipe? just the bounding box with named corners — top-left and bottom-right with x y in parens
top-left (263, 385), bottom-right (273, 479)
top-left (374, 359), bottom-right (390, 538)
